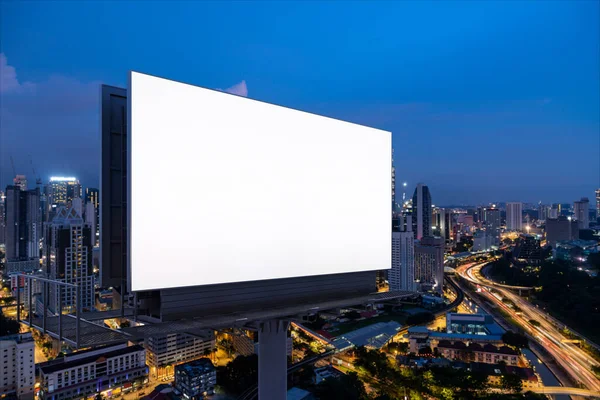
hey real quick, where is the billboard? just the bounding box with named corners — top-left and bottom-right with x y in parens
top-left (129, 71), bottom-right (391, 291)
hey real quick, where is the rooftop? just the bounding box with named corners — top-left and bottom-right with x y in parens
top-left (332, 321), bottom-right (402, 350)
top-left (175, 358), bottom-right (215, 376)
top-left (40, 344), bottom-right (144, 375)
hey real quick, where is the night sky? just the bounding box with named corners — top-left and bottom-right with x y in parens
top-left (1, 1), bottom-right (598, 205)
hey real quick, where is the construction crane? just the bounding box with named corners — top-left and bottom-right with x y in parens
top-left (29, 155), bottom-right (42, 188)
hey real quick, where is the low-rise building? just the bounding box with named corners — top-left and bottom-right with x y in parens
top-left (407, 326), bottom-right (504, 354)
top-left (174, 358), bottom-right (216, 399)
top-left (145, 331), bottom-right (215, 379)
top-left (232, 328), bottom-right (292, 357)
top-left (0, 333), bottom-right (35, 400)
top-left (39, 343), bottom-right (147, 400)
top-left (436, 340), bottom-right (519, 365)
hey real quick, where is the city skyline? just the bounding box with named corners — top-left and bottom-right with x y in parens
top-left (1, 1), bottom-right (599, 205)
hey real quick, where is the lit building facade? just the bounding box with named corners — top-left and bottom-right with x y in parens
top-left (4, 185), bottom-right (41, 269)
top-left (390, 215), bottom-right (416, 292)
top-left (48, 177), bottom-right (81, 210)
top-left (174, 358), bottom-right (217, 399)
top-left (573, 197), bottom-right (589, 229)
top-left (145, 332), bottom-right (215, 379)
top-left (546, 216), bottom-right (579, 247)
top-left (411, 183), bottom-right (432, 240)
top-left (0, 333), bottom-right (35, 400)
top-left (506, 202), bottom-right (522, 231)
top-left (45, 207), bottom-right (95, 313)
top-left (414, 236), bottom-right (444, 294)
top-left (39, 343), bottom-right (147, 400)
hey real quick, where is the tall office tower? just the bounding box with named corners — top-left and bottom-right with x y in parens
top-left (0, 333), bottom-right (35, 400)
top-left (439, 208), bottom-right (453, 242)
top-left (71, 197), bottom-right (83, 217)
top-left (391, 149), bottom-right (396, 213)
top-left (596, 189), bottom-right (600, 221)
top-left (47, 176), bottom-right (81, 210)
top-left (0, 191), bottom-right (5, 249)
top-left (85, 187), bottom-right (100, 246)
top-left (558, 203), bottom-right (571, 216)
top-left (545, 216), bottom-right (579, 247)
top-left (46, 206), bottom-right (95, 312)
top-left (414, 236), bottom-right (444, 294)
top-left (483, 206), bottom-right (501, 245)
top-left (85, 201), bottom-right (98, 247)
top-left (476, 206), bottom-right (484, 224)
top-left (390, 215), bottom-right (415, 292)
top-left (548, 204), bottom-right (559, 219)
top-left (4, 186), bottom-right (41, 272)
top-left (411, 183), bottom-right (432, 240)
top-left (538, 203), bottom-right (548, 222)
top-left (85, 187), bottom-right (99, 209)
top-left (573, 197), bottom-right (590, 229)
top-left (506, 202), bottom-right (523, 231)
top-left (13, 174), bottom-right (27, 191)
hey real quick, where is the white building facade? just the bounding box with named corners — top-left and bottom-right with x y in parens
top-left (0, 333), bottom-right (35, 400)
top-left (389, 215), bottom-right (416, 292)
top-left (506, 202), bottom-right (522, 231)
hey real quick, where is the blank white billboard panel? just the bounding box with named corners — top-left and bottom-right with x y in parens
top-left (129, 71), bottom-right (391, 291)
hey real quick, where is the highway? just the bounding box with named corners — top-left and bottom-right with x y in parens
top-left (456, 262), bottom-right (600, 392)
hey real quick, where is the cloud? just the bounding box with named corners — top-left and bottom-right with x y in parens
top-left (0, 55), bottom-right (101, 188)
top-left (218, 80), bottom-right (248, 97)
top-left (0, 53), bottom-right (35, 93)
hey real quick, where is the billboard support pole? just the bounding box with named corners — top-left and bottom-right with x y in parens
top-left (258, 319), bottom-right (289, 400)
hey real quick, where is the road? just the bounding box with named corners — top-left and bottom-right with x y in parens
top-left (456, 262), bottom-right (600, 392)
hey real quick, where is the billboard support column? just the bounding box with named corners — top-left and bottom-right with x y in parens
top-left (258, 319), bottom-right (289, 400)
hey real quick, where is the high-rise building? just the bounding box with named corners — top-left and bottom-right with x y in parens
top-left (13, 174), bottom-right (27, 191)
top-left (85, 187), bottom-right (99, 209)
top-left (472, 230), bottom-right (494, 252)
top-left (439, 208), bottom-right (453, 242)
top-left (596, 189), bottom-right (600, 222)
top-left (414, 236), bottom-right (444, 294)
top-left (545, 216), bottom-right (579, 247)
top-left (4, 186), bottom-right (41, 269)
top-left (0, 190), bottom-right (6, 249)
top-left (411, 183), bottom-right (432, 240)
top-left (45, 207), bottom-right (94, 312)
top-left (506, 202), bottom-right (522, 231)
top-left (0, 333), bottom-right (35, 400)
top-left (482, 206), bottom-right (501, 245)
top-left (573, 197), bottom-right (589, 229)
top-left (47, 176), bottom-right (81, 211)
top-left (85, 202), bottom-right (98, 247)
top-left (391, 149), bottom-right (396, 213)
top-left (537, 203), bottom-right (548, 222)
top-left (390, 215), bottom-right (415, 292)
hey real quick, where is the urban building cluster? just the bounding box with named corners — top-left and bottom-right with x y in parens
top-left (1, 165), bottom-right (599, 399)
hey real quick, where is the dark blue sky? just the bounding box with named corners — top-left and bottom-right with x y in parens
top-left (1, 1), bottom-right (598, 205)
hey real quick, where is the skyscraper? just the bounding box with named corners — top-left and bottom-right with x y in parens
top-left (391, 149), bottom-right (396, 213)
top-left (414, 236), bottom-right (444, 294)
top-left (538, 203), bottom-right (548, 222)
top-left (0, 191), bottom-right (6, 249)
top-left (4, 186), bottom-right (41, 270)
top-left (85, 187), bottom-right (100, 209)
top-left (482, 206), bottom-right (501, 245)
top-left (47, 176), bottom-right (81, 210)
top-left (545, 216), bottom-right (579, 247)
top-left (439, 208), bottom-right (453, 242)
top-left (13, 175), bottom-right (27, 191)
top-left (573, 197), bottom-right (589, 229)
top-left (85, 201), bottom-right (98, 247)
top-left (46, 206), bottom-right (95, 312)
top-left (411, 183), bottom-right (432, 240)
top-left (389, 215), bottom-right (415, 292)
top-left (506, 202), bottom-right (523, 231)
top-left (596, 189), bottom-right (600, 221)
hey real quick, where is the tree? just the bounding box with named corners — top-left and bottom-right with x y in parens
top-left (216, 355), bottom-right (258, 395)
top-left (502, 331), bottom-right (528, 348)
top-left (592, 365), bottom-right (600, 378)
top-left (500, 373), bottom-right (523, 393)
top-left (314, 372), bottom-right (368, 400)
top-left (529, 319), bottom-right (541, 327)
